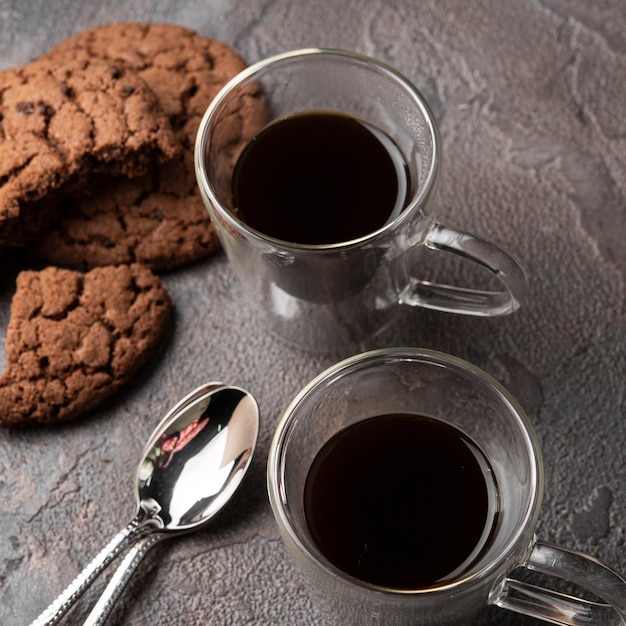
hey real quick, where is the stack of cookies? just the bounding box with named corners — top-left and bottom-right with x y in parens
top-left (0, 23), bottom-right (266, 427)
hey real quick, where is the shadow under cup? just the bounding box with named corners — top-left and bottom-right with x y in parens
top-left (268, 349), bottom-right (543, 625)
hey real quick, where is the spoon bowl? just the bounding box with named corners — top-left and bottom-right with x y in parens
top-left (136, 382), bottom-right (258, 531)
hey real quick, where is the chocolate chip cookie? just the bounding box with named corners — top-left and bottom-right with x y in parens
top-left (0, 55), bottom-right (179, 250)
top-left (30, 23), bottom-right (268, 272)
top-left (0, 263), bottom-right (172, 426)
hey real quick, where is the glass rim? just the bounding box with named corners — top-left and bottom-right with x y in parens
top-left (266, 347), bottom-right (544, 596)
top-left (194, 47), bottom-right (442, 252)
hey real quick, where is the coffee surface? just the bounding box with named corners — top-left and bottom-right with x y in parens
top-left (231, 111), bottom-right (409, 245)
top-left (304, 413), bottom-right (500, 589)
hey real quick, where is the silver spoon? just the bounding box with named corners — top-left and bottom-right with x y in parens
top-left (31, 382), bottom-right (259, 626)
top-left (82, 382), bottom-right (259, 625)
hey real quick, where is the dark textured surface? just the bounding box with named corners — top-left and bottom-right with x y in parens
top-left (1, 1), bottom-right (625, 624)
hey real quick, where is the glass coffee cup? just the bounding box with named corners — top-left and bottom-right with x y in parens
top-left (195, 49), bottom-right (528, 351)
top-left (267, 348), bottom-right (626, 625)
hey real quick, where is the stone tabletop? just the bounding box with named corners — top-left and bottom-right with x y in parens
top-left (1, 1), bottom-right (625, 624)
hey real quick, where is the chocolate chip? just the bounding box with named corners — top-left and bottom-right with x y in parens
top-left (95, 233), bottom-right (115, 249)
top-left (16, 101), bottom-right (35, 115)
top-left (201, 52), bottom-right (215, 69)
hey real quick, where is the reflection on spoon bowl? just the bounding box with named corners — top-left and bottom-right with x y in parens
top-left (137, 383), bottom-right (259, 530)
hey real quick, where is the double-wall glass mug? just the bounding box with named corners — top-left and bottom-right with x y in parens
top-left (195, 49), bottom-right (528, 351)
top-left (267, 348), bottom-right (626, 625)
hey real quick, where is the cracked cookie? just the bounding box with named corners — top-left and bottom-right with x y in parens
top-left (0, 54), bottom-right (179, 250)
top-left (0, 263), bottom-right (172, 427)
top-left (29, 22), bottom-right (268, 272)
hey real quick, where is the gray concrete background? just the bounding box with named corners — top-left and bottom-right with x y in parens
top-left (1, 1), bottom-right (625, 624)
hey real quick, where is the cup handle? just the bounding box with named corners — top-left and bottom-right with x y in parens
top-left (399, 222), bottom-right (528, 316)
top-left (494, 538), bottom-right (626, 625)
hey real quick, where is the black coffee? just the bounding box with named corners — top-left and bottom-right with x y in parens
top-left (304, 413), bottom-right (499, 589)
top-left (231, 111), bottom-right (410, 245)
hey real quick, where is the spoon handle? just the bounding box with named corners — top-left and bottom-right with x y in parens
top-left (82, 534), bottom-right (165, 626)
top-left (30, 520), bottom-right (150, 626)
